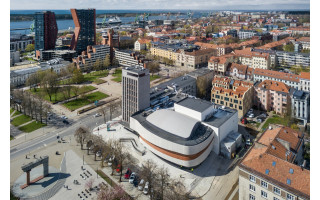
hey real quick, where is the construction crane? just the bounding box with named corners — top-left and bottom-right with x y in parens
top-left (134, 14), bottom-right (139, 23)
top-left (145, 13), bottom-right (149, 21)
top-left (30, 20), bottom-right (34, 32)
top-left (102, 15), bottom-right (107, 26)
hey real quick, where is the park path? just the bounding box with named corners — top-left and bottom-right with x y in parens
top-left (17, 120), bottom-right (35, 128)
top-left (11, 113), bottom-right (23, 120)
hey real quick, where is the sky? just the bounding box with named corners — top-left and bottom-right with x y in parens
top-left (10, 0), bottom-right (310, 10)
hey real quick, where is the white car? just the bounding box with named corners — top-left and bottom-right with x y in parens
top-left (129, 172), bottom-right (136, 184)
top-left (108, 155), bottom-right (115, 166)
top-left (138, 179), bottom-right (145, 191)
top-left (249, 114), bottom-right (254, 118)
top-left (94, 113), bottom-right (101, 117)
top-left (143, 182), bottom-right (149, 194)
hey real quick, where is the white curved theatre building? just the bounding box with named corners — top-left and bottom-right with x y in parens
top-left (130, 97), bottom-right (238, 167)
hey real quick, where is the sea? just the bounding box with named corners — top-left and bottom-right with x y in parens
top-left (10, 10), bottom-right (205, 35)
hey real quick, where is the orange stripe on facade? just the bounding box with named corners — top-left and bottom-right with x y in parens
top-left (140, 135), bottom-right (214, 161)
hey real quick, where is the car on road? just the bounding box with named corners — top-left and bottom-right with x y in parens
top-left (129, 172), bottom-right (136, 184)
top-left (138, 179), bottom-right (145, 190)
top-left (143, 182), bottom-right (149, 194)
top-left (94, 113), bottom-right (101, 117)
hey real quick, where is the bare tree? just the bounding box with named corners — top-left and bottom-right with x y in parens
top-left (140, 159), bottom-right (158, 198)
top-left (26, 73), bottom-right (40, 92)
top-left (41, 70), bottom-right (59, 102)
top-left (97, 184), bottom-right (130, 200)
top-left (72, 86), bottom-right (80, 99)
top-left (74, 126), bottom-right (90, 150)
top-left (98, 106), bottom-right (108, 123)
top-left (112, 140), bottom-right (133, 182)
top-left (85, 178), bottom-right (95, 190)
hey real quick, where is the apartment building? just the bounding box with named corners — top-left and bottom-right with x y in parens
top-left (296, 37), bottom-right (310, 50)
top-left (276, 51), bottom-right (310, 67)
top-left (122, 67), bottom-right (150, 123)
top-left (134, 39), bottom-right (151, 51)
top-left (253, 68), bottom-right (300, 90)
top-left (288, 27), bottom-right (310, 36)
top-left (239, 126), bottom-right (309, 200)
top-left (234, 48), bottom-right (270, 69)
top-left (291, 90), bottom-right (310, 126)
top-left (37, 49), bottom-right (77, 62)
top-left (238, 30), bottom-right (258, 40)
top-left (150, 43), bottom-right (181, 62)
top-left (175, 48), bottom-right (216, 68)
top-left (115, 50), bottom-right (147, 68)
top-left (254, 80), bottom-right (292, 115)
top-left (211, 76), bottom-right (254, 117)
top-left (73, 45), bottom-right (110, 71)
top-left (299, 72), bottom-right (310, 92)
top-left (208, 54), bottom-right (234, 75)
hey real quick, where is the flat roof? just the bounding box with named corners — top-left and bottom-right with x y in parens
top-left (176, 97), bottom-right (212, 113)
top-left (203, 106), bottom-right (237, 128)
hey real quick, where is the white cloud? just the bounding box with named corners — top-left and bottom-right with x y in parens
top-left (10, 0), bottom-right (310, 10)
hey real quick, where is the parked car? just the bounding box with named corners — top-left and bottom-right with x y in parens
top-left (124, 168), bottom-right (132, 179)
top-left (249, 108), bottom-right (253, 112)
top-left (143, 182), bottom-right (149, 194)
top-left (129, 172), bottom-right (136, 184)
top-left (249, 113), bottom-right (254, 118)
top-left (63, 120), bottom-right (69, 124)
top-left (96, 151), bottom-right (102, 157)
top-left (94, 113), bottom-right (101, 117)
top-left (108, 155), bottom-right (115, 166)
top-left (133, 177), bottom-right (139, 187)
top-left (138, 179), bottom-right (145, 191)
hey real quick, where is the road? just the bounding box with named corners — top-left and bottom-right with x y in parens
top-left (10, 107), bottom-right (121, 160)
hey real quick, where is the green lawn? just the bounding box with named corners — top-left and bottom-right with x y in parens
top-left (84, 70), bottom-right (109, 82)
top-left (30, 85), bottom-right (96, 103)
top-left (10, 108), bottom-right (14, 114)
top-left (111, 69), bottom-right (122, 83)
top-left (262, 115), bottom-right (290, 130)
top-left (63, 91), bottom-right (109, 111)
top-left (150, 75), bottom-right (161, 81)
top-left (93, 78), bottom-right (107, 85)
top-left (11, 114), bottom-right (32, 127)
top-left (12, 109), bottom-right (22, 117)
top-left (18, 121), bottom-right (46, 133)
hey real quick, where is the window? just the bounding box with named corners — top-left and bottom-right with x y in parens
top-left (225, 97), bottom-right (229, 101)
top-left (249, 175), bottom-right (256, 183)
top-left (249, 194), bottom-right (255, 200)
top-left (287, 194), bottom-right (294, 200)
top-left (249, 184), bottom-right (255, 192)
top-left (261, 190), bottom-right (267, 199)
top-left (261, 180), bottom-right (268, 188)
top-left (234, 99), bottom-right (238, 103)
top-left (273, 187), bottom-right (280, 195)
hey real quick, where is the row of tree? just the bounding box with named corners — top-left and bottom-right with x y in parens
top-left (10, 89), bottom-right (51, 124)
top-left (74, 127), bottom-right (190, 200)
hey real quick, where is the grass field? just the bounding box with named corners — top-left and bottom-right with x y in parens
top-left (10, 108), bottom-right (14, 114)
top-left (11, 114), bottom-right (32, 127)
top-left (12, 109), bottom-right (22, 117)
top-left (111, 69), bottom-right (122, 82)
top-left (150, 75), bottom-right (161, 81)
top-left (30, 85), bottom-right (96, 103)
top-left (262, 115), bottom-right (290, 130)
top-left (93, 78), bottom-right (107, 85)
top-left (84, 70), bottom-right (109, 82)
top-left (18, 121), bottom-right (46, 133)
top-left (63, 91), bottom-right (109, 111)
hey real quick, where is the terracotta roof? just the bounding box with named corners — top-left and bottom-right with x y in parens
top-left (240, 126), bottom-right (309, 198)
top-left (209, 54), bottom-right (234, 64)
top-left (254, 68), bottom-right (300, 83)
top-left (184, 48), bottom-right (215, 56)
top-left (257, 80), bottom-right (290, 93)
top-left (234, 49), bottom-right (269, 59)
top-left (300, 72), bottom-right (310, 80)
top-left (212, 86), bottom-right (247, 97)
top-left (241, 151), bottom-right (310, 198)
top-left (137, 39), bottom-right (151, 44)
top-left (230, 63), bottom-right (248, 75)
top-left (288, 27), bottom-right (310, 31)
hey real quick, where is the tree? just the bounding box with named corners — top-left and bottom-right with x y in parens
top-left (74, 126), bottom-right (90, 150)
top-left (103, 54), bottom-right (111, 69)
top-left (147, 62), bottom-right (160, 76)
top-left (140, 159), bottom-right (158, 198)
top-left (99, 106), bottom-right (108, 123)
top-left (85, 178), bottom-right (95, 190)
top-left (112, 140), bottom-right (134, 182)
top-left (283, 43), bottom-right (294, 52)
top-left (112, 57), bottom-right (119, 67)
top-left (97, 184), bottom-right (130, 200)
top-left (25, 44), bottom-right (35, 52)
top-left (26, 73), bottom-right (40, 92)
top-left (72, 86), bottom-right (80, 99)
top-left (96, 32), bottom-right (102, 45)
top-left (41, 70), bottom-right (59, 102)
top-left (72, 69), bottom-right (84, 84)
top-left (93, 59), bottom-right (102, 72)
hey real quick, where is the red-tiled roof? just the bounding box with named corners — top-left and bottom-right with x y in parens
top-left (254, 68), bottom-right (300, 83)
top-left (300, 72), bottom-right (310, 80)
top-left (257, 80), bottom-right (290, 93)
